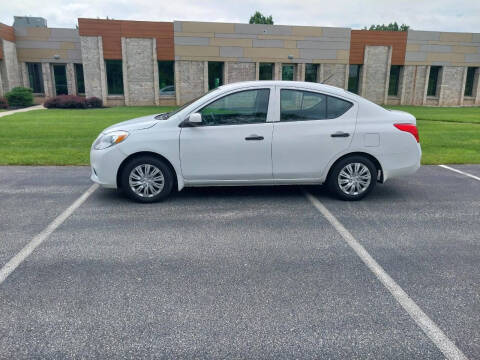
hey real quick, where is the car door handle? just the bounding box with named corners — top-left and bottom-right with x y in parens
top-left (245, 135), bottom-right (264, 141)
top-left (330, 132), bottom-right (350, 138)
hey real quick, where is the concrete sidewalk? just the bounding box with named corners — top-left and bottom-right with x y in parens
top-left (0, 104), bottom-right (45, 118)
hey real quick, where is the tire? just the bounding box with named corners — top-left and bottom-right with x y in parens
top-left (327, 156), bottom-right (377, 201)
top-left (120, 155), bottom-right (174, 203)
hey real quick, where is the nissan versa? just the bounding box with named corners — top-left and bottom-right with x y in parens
top-left (90, 81), bottom-right (421, 202)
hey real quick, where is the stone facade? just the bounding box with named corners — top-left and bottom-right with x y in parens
top-left (80, 36), bottom-right (106, 100)
top-left (122, 37), bottom-right (157, 106)
top-left (175, 60), bottom-right (205, 104)
top-left (226, 62), bottom-right (256, 83)
top-left (323, 64), bottom-right (347, 89)
top-left (0, 40), bottom-right (21, 90)
top-left (361, 46), bottom-right (391, 104)
top-left (440, 66), bottom-right (465, 105)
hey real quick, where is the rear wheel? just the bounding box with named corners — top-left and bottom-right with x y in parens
top-left (327, 156), bottom-right (376, 201)
top-left (120, 156), bottom-right (174, 203)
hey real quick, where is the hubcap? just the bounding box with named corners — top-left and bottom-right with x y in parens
top-left (128, 164), bottom-right (164, 198)
top-left (338, 163), bottom-right (371, 196)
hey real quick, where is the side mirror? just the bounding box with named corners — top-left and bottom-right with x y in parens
top-left (188, 113), bottom-right (202, 124)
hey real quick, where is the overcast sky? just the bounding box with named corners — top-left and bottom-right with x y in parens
top-left (1, 0), bottom-right (479, 33)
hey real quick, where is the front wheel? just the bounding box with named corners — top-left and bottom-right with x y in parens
top-left (327, 156), bottom-right (377, 201)
top-left (120, 156), bottom-right (174, 203)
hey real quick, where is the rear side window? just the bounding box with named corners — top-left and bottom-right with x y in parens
top-left (199, 89), bottom-right (270, 126)
top-left (280, 90), bottom-right (326, 121)
top-left (327, 96), bottom-right (353, 119)
top-left (280, 89), bottom-right (352, 121)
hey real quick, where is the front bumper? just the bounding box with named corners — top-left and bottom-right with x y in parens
top-left (90, 146), bottom-right (127, 188)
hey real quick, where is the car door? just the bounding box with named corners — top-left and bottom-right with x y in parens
top-left (272, 87), bottom-right (357, 180)
top-left (180, 87), bottom-right (274, 181)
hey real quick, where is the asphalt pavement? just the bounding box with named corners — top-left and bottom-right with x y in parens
top-left (0, 165), bottom-right (478, 359)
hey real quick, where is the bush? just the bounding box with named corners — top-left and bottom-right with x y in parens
top-left (44, 95), bottom-right (87, 109)
top-left (5, 87), bottom-right (33, 107)
top-left (86, 97), bottom-right (103, 108)
top-left (0, 97), bottom-right (7, 109)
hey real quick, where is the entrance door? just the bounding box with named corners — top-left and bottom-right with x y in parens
top-left (53, 65), bottom-right (68, 95)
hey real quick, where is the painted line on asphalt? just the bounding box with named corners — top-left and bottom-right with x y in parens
top-left (438, 165), bottom-right (480, 182)
top-left (0, 184), bottom-right (99, 286)
top-left (303, 191), bottom-right (468, 360)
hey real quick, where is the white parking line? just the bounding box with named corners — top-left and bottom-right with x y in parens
top-left (438, 165), bottom-right (480, 182)
top-left (304, 191), bottom-right (468, 360)
top-left (0, 184), bottom-right (98, 286)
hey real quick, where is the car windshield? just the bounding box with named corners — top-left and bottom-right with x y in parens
top-left (154, 88), bottom-right (220, 120)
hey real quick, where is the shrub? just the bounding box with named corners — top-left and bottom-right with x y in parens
top-left (5, 87), bottom-right (33, 107)
top-left (86, 97), bottom-right (103, 108)
top-left (44, 95), bottom-right (87, 109)
top-left (0, 97), bottom-right (7, 109)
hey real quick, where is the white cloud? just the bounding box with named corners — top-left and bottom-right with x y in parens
top-left (1, 0), bottom-right (479, 33)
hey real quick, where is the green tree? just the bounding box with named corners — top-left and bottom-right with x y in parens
top-left (363, 22), bottom-right (409, 31)
top-left (249, 11), bottom-right (274, 25)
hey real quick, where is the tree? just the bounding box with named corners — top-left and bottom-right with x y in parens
top-left (363, 22), bottom-right (409, 31)
top-left (249, 11), bottom-right (274, 25)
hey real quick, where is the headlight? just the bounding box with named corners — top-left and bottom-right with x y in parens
top-left (93, 130), bottom-right (129, 150)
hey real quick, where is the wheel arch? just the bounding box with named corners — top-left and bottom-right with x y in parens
top-left (116, 151), bottom-right (182, 191)
top-left (326, 152), bottom-right (384, 183)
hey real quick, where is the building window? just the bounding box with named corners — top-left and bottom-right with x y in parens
top-left (208, 62), bottom-right (224, 90)
top-left (105, 60), bottom-right (124, 95)
top-left (348, 65), bottom-right (361, 94)
top-left (53, 64), bottom-right (68, 95)
top-left (464, 67), bottom-right (477, 97)
top-left (75, 64), bottom-right (85, 94)
top-left (26, 62), bottom-right (43, 93)
top-left (427, 66), bottom-right (441, 97)
top-left (158, 61), bottom-right (175, 95)
top-left (388, 65), bottom-right (402, 96)
top-left (259, 63), bottom-right (274, 80)
top-left (305, 64), bottom-right (318, 82)
top-left (282, 64), bottom-right (295, 81)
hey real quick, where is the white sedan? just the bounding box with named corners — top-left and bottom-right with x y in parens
top-left (90, 81), bottom-right (421, 202)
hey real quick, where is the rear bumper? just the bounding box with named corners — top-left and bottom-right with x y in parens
top-left (381, 144), bottom-right (421, 182)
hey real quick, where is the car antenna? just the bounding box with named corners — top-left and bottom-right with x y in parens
top-left (320, 73), bottom-right (335, 84)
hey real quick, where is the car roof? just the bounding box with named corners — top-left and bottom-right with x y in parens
top-left (217, 80), bottom-right (350, 97)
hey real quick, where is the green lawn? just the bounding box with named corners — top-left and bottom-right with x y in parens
top-left (0, 105), bottom-right (478, 165)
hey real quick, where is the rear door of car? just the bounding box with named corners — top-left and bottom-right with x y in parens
top-left (272, 86), bottom-right (358, 180)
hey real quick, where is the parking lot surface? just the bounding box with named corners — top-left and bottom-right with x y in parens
top-left (0, 165), bottom-right (479, 359)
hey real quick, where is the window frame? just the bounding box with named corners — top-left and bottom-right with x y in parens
top-left (259, 62), bottom-right (274, 80)
top-left (105, 59), bottom-right (124, 96)
top-left (279, 88), bottom-right (354, 122)
top-left (192, 88), bottom-right (272, 127)
top-left (208, 61), bottom-right (224, 90)
top-left (74, 63), bottom-right (85, 95)
top-left (282, 64), bottom-right (296, 81)
top-left (158, 60), bottom-right (175, 96)
top-left (348, 64), bottom-right (361, 94)
top-left (305, 64), bottom-right (319, 83)
top-left (464, 67), bottom-right (477, 97)
top-left (388, 65), bottom-right (402, 97)
top-left (427, 66), bottom-right (441, 97)
top-left (26, 62), bottom-right (44, 94)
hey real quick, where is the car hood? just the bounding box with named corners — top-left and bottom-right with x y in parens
top-left (102, 114), bottom-right (162, 133)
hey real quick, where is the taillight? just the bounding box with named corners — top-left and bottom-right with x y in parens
top-left (394, 123), bottom-right (419, 143)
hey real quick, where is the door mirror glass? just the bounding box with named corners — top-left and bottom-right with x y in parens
top-left (188, 113), bottom-right (202, 123)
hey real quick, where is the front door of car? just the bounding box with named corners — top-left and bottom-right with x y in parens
top-left (272, 88), bottom-right (357, 180)
top-left (180, 88), bottom-right (274, 181)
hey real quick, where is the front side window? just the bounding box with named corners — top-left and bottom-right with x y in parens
top-left (464, 67), bottom-right (477, 97)
top-left (105, 60), bottom-right (124, 95)
top-left (280, 89), bottom-right (353, 121)
top-left (208, 62), bottom-right (224, 90)
top-left (259, 63), bottom-right (274, 80)
top-left (388, 65), bottom-right (401, 96)
top-left (199, 89), bottom-right (270, 126)
top-left (282, 64), bottom-right (295, 81)
top-left (348, 65), bottom-right (361, 94)
top-left (427, 66), bottom-right (441, 97)
top-left (305, 64), bottom-right (318, 83)
top-left (27, 62), bottom-right (43, 93)
top-left (158, 61), bottom-right (175, 95)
